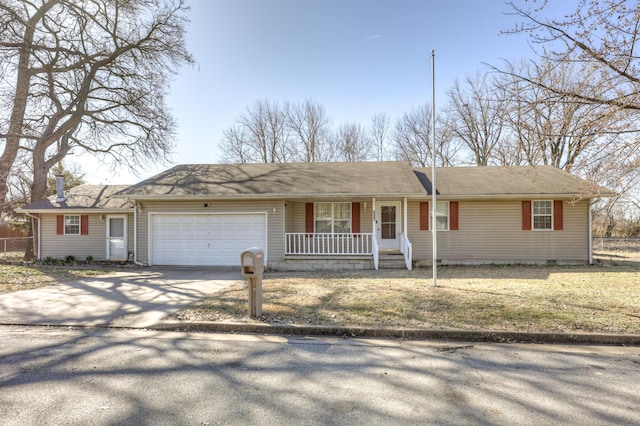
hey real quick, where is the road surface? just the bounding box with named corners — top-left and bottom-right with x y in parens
top-left (1, 326), bottom-right (638, 425)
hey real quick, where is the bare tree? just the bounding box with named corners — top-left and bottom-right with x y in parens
top-left (498, 59), bottom-right (628, 172)
top-left (503, 0), bottom-right (640, 112)
top-left (0, 0), bottom-right (193, 210)
top-left (219, 125), bottom-right (250, 164)
top-left (333, 122), bottom-right (372, 162)
top-left (391, 104), bottom-right (460, 167)
top-left (219, 99), bottom-right (292, 163)
top-left (370, 113), bottom-right (390, 161)
top-left (392, 104), bottom-right (432, 167)
top-left (445, 72), bottom-right (506, 166)
top-left (286, 99), bottom-right (331, 162)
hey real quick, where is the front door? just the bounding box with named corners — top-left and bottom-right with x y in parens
top-left (376, 201), bottom-right (400, 250)
top-left (107, 215), bottom-right (127, 260)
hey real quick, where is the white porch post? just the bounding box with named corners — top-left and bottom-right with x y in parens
top-left (372, 197), bottom-right (378, 270)
top-left (372, 197), bottom-right (376, 234)
top-left (403, 197), bottom-right (408, 240)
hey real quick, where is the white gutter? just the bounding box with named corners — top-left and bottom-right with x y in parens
top-left (24, 212), bottom-right (41, 260)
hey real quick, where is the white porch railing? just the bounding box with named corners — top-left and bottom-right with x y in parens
top-left (285, 233), bottom-right (373, 255)
top-left (400, 232), bottom-right (412, 270)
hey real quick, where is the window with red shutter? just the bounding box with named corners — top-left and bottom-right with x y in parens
top-left (80, 215), bottom-right (89, 235)
top-left (553, 200), bottom-right (563, 231)
top-left (305, 203), bottom-right (314, 234)
top-left (351, 202), bottom-right (360, 234)
top-left (420, 202), bottom-right (429, 230)
top-left (56, 215), bottom-right (64, 235)
top-left (522, 201), bottom-right (532, 230)
top-left (450, 201), bottom-right (459, 231)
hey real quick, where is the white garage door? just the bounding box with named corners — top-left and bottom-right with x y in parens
top-left (151, 214), bottom-right (266, 266)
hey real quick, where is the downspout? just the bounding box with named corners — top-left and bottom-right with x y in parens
top-left (25, 212), bottom-right (41, 260)
top-left (133, 204), bottom-right (146, 266)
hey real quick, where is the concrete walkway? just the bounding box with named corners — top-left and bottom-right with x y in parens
top-left (0, 267), bottom-right (243, 328)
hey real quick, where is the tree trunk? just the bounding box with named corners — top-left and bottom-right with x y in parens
top-left (0, 1), bottom-right (55, 206)
top-left (23, 219), bottom-right (35, 262)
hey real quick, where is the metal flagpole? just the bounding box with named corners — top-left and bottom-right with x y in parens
top-left (431, 49), bottom-right (437, 287)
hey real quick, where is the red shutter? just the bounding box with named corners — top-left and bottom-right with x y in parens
top-left (80, 215), bottom-right (89, 235)
top-left (554, 200), bottom-right (563, 231)
top-left (522, 201), bottom-right (532, 231)
top-left (56, 215), bottom-right (64, 235)
top-left (305, 203), bottom-right (314, 234)
top-left (352, 202), bottom-right (360, 234)
top-left (420, 202), bottom-right (429, 230)
top-left (450, 201), bottom-right (459, 231)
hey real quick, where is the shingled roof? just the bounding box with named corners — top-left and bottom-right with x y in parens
top-left (117, 162), bottom-right (428, 199)
top-left (16, 185), bottom-right (134, 211)
top-left (414, 166), bottom-right (613, 199)
top-left (16, 163), bottom-right (612, 212)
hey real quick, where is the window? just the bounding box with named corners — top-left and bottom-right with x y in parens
top-left (315, 202), bottom-right (351, 233)
top-left (430, 201), bottom-right (449, 231)
top-left (64, 215), bottom-right (80, 235)
top-left (533, 201), bottom-right (553, 230)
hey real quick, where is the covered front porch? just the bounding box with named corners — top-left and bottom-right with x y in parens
top-left (282, 198), bottom-right (413, 270)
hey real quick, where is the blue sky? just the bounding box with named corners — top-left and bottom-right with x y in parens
top-left (84, 0), bottom-right (578, 184)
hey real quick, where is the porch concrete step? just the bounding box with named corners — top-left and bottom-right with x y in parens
top-left (378, 260), bottom-right (406, 269)
top-left (378, 250), bottom-right (407, 269)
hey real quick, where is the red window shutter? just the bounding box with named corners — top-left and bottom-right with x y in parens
top-left (56, 215), bottom-right (64, 235)
top-left (554, 200), bottom-right (563, 231)
top-left (305, 203), bottom-right (314, 234)
top-left (522, 201), bottom-right (532, 231)
top-left (450, 201), bottom-right (459, 231)
top-left (420, 202), bottom-right (429, 230)
top-left (352, 202), bottom-right (360, 234)
top-left (80, 215), bottom-right (89, 235)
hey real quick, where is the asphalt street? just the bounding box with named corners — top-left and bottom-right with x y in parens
top-left (1, 325), bottom-right (639, 425)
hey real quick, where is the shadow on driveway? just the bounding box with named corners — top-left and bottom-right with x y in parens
top-left (0, 267), bottom-right (243, 328)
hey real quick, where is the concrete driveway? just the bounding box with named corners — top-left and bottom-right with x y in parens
top-left (0, 267), bottom-right (243, 328)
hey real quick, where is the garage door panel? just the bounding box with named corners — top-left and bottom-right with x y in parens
top-left (151, 214), bottom-right (266, 266)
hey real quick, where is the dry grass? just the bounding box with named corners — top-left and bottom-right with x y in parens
top-left (0, 263), bottom-right (110, 294)
top-left (171, 265), bottom-right (640, 334)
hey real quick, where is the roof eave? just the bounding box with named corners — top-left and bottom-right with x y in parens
top-left (15, 207), bottom-right (134, 214)
top-left (117, 192), bottom-right (428, 201)
top-left (432, 192), bottom-right (616, 200)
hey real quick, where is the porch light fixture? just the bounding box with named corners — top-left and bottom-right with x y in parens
top-left (136, 203), bottom-right (144, 214)
top-left (272, 207), bottom-right (277, 214)
top-left (99, 215), bottom-right (105, 223)
top-left (363, 202), bottom-right (367, 212)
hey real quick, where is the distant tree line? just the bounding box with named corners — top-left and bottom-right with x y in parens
top-left (218, 1), bottom-right (640, 237)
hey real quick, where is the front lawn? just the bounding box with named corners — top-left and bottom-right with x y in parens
top-left (170, 265), bottom-right (640, 334)
top-left (0, 263), bottom-right (111, 294)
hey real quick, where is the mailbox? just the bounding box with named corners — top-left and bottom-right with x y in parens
top-left (241, 247), bottom-right (264, 276)
top-left (240, 247), bottom-right (264, 318)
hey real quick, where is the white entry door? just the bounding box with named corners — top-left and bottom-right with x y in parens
top-left (376, 201), bottom-right (401, 250)
top-left (107, 215), bottom-right (127, 260)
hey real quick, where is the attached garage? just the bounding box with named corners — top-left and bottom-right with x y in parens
top-left (150, 213), bottom-right (267, 266)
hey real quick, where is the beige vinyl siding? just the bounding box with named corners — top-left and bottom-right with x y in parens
top-left (285, 200), bottom-right (373, 234)
top-left (40, 212), bottom-right (134, 261)
top-left (136, 199), bottom-right (284, 265)
top-left (408, 199), bottom-right (590, 263)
